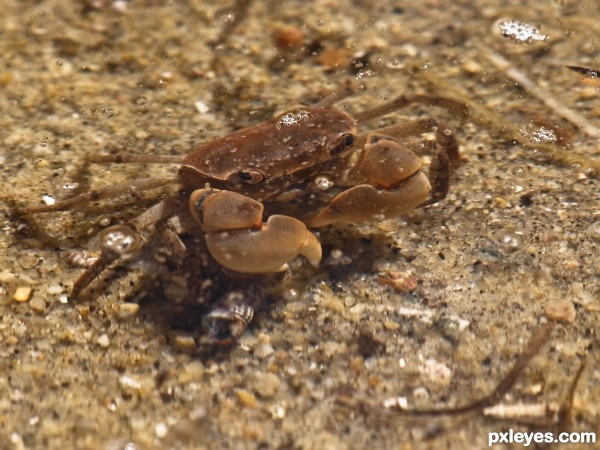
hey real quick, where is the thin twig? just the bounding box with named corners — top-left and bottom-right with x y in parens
top-left (481, 48), bottom-right (600, 139)
top-left (386, 322), bottom-right (556, 416)
top-left (417, 63), bottom-right (600, 175)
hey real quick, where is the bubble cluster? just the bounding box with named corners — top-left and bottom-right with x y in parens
top-left (519, 124), bottom-right (557, 144)
top-left (98, 225), bottom-right (143, 256)
top-left (498, 20), bottom-right (549, 43)
top-left (493, 229), bottom-right (526, 250)
top-left (277, 110), bottom-right (310, 128)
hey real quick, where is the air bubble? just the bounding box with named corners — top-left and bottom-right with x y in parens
top-left (98, 225), bottom-right (143, 256)
top-left (493, 229), bottom-right (525, 250)
top-left (62, 182), bottom-right (80, 191)
top-left (497, 20), bottom-right (549, 43)
top-left (519, 124), bottom-right (557, 144)
top-left (314, 175), bottom-right (333, 190)
top-left (282, 288), bottom-right (299, 302)
top-left (97, 216), bottom-right (112, 227)
top-left (509, 165), bottom-right (528, 177)
top-left (101, 107), bottom-right (116, 118)
top-left (276, 110), bottom-right (310, 128)
top-left (135, 96), bottom-right (147, 106)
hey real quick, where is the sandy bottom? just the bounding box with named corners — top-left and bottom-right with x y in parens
top-left (0, 1), bottom-right (598, 449)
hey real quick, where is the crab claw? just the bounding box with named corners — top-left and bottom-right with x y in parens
top-left (190, 189), bottom-right (322, 273)
top-left (307, 172), bottom-right (431, 227)
top-left (205, 215), bottom-right (321, 272)
top-left (307, 136), bottom-right (434, 227)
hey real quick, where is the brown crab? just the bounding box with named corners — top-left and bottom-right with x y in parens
top-left (23, 90), bottom-right (465, 344)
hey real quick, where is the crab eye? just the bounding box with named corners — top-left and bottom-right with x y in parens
top-left (331, 133), bottom-right (355, 155)
top-left (342, 133), bottom-right (355, 147)
top-left (237, 169), bottom-right (264, 184)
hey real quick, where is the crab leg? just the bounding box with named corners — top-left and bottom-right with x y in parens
top-left (23, 177), bottom-right (176, 213)
top-left (353, 93), bottom-right (468, 123)
top-left (71, 196), bottom-right (186, 297)
top-left (368, 118), bottom-right (460, 205)
top-left (189, 189), bottom-right (322, 273)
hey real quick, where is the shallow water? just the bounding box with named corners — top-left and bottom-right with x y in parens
top-left (1, 1), bottom-right (598, 449)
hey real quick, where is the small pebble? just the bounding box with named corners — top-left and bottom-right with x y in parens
top-left (47, 284), bottom-right (63, 295)
top-left (270, 404), bottom-right (286, 420)
top-left (154, 423), bottom-right (168, 439)
top-left (544, 299), bottom-right (576, 324)
top-left (418, 358), bottom-right (453, 390)
top-left (349, 356), bottom-right (364, 374)
top-left (383, 396), bottom-right (408, 409)
top-left (235, 389), bottom-right (257, 407)
top-left (18, 254), bottom-right (39, 270)
top-left (320, 296), bottom-right (344, 313)
top-left (178, 361), bottom-right (205, 384)
top-left (119, 375), bottom-right (142, 390)
top-left (252, 373), bottom-right (280, 398)
top-left (115, 302), bottom-right (140, 319)
top-left (0, 270), bottom-right (15, 282)
top-left (194, 101), bottom-right (210, 114)
top-left (349, 303), bottom-right (367, 315)
top-left (96, 334), bottom-right (110, 348)
top-left (383, 320), bottom-right (400, 331)
top-left (379, 271), bottom-right (418, 293)
top-left (29, 295), bottom-right (46, 312)
top-left (274, 26), bottom-right (304, 50)
top-left (254, 343), bottom-right (274, 359)
top-left (173, 334), bottom-right (196, 350)
top-left (13, 286), bottom-right (32, 302)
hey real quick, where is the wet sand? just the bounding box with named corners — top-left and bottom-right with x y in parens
top-left (0, 1), bottom-right (598, 449)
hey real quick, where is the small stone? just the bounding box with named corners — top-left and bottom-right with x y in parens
top-left (115, 302), bottom-right (140, 319)
top-left (320, 296), bottom-right (344, 313)
top-left (13, 286), bottom-right (32, 302)
top-left (544, 299), bottom-right (576, 324)
top-left (154, 422), bottom-right (168, 439)
top-left (173, 334), bottom-right (196, 350)
top-left (349, 303), bottom-right (367, 315)
top-left (274, 26), bottom-right (304, 50)
top-left (379, 271), bottom-right (417, 293)
top-left (235, 389), bottom-right (257, 407)
top-left (96, 334), bottom-right (110, 348)
top-left (252, 372), bottom-right (280, 398)
top-left (270, 404), bottom-right (286, 420)
top-left (29, 295), bottom-right (46, 312)
top-left (254, 343), bottom-right (274, 359)
top-left (17, 254), bottom-right (39, 270)
top-left (383, 320), bottom-right (400, 331)
top-left (47, 284), bottom-right (63, 295)
top-left (0, 270), bottom-right (16, 282)
top-left (349, 356), bottom-right (364, 374)
top-left (418, 358), bottom-right (453, 390)
top-left (119, 375), bottom-right (142, 390)
top-left (178, 361), bottom-right (205, 384)
top-left (194, 101), bottom-right (210, 114)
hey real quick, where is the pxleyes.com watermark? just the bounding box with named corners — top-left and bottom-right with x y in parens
top-left (488, 429), bottom-right (596, 447)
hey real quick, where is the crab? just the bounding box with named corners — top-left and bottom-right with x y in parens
top-left (22, 89), bottom-right (466, 344)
